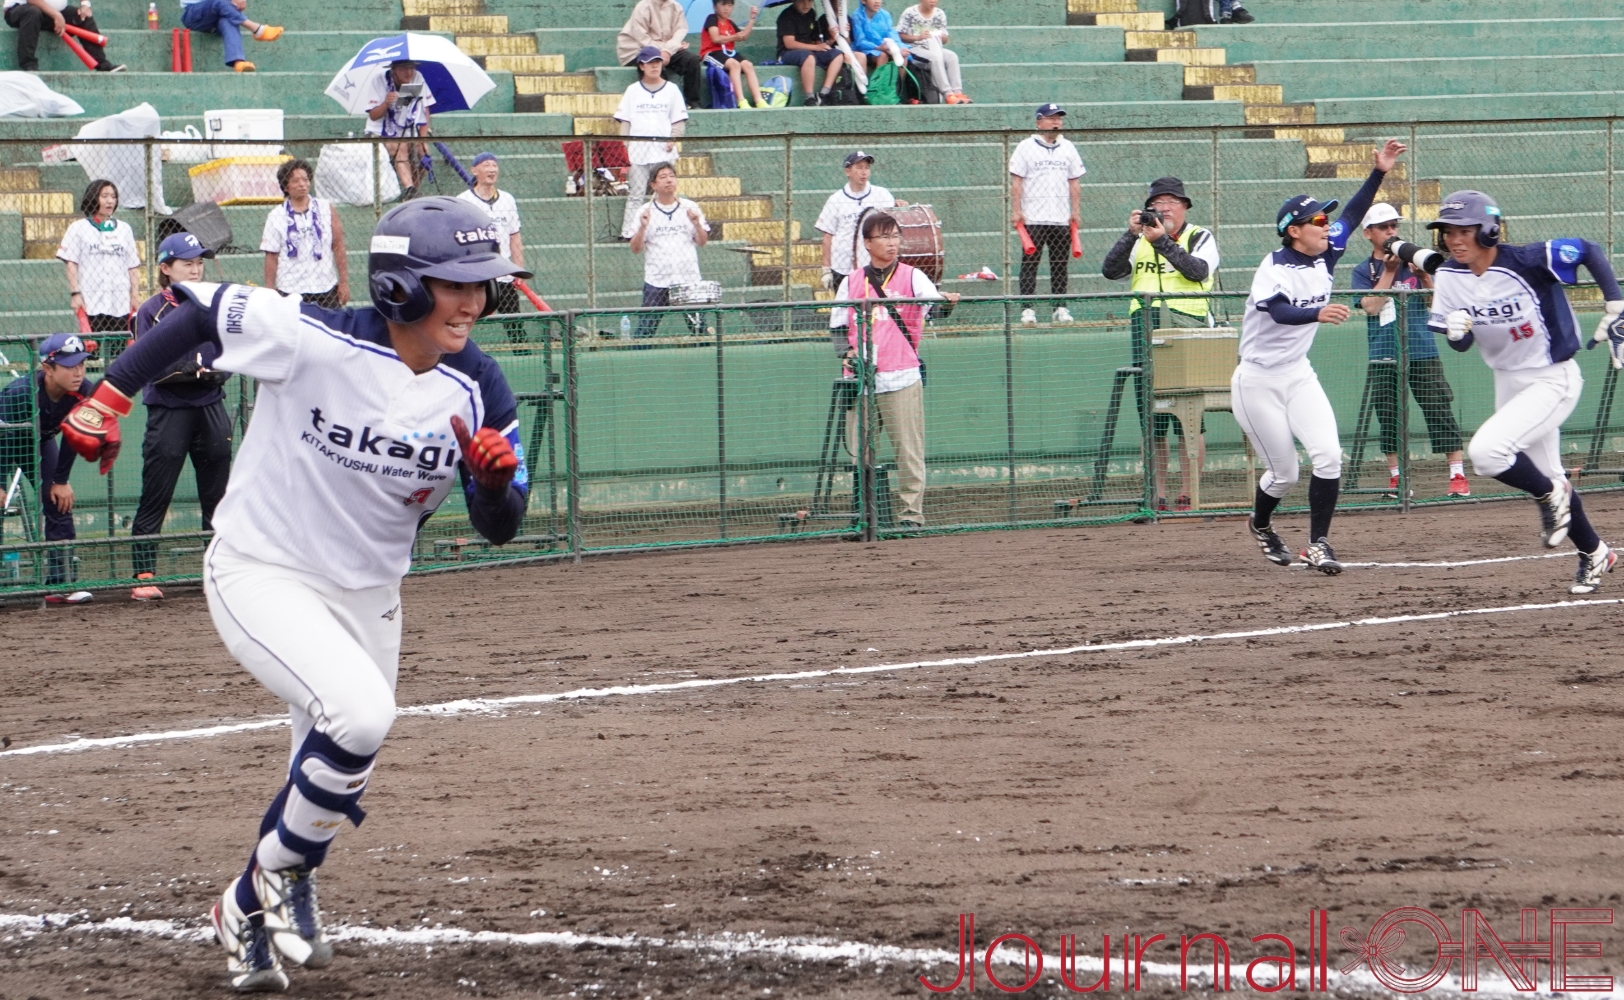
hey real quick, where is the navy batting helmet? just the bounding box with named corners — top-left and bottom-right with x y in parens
top-left (1427, 189), bottom-right (1503, 248)
top-left (367, 197), bottom-right (532, 324)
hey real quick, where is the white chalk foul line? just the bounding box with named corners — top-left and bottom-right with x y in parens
top-left (0, 910), bottom-right (1580, 998)
top-left (1296, 550), bottom-right (1572, 570)
top-left (5, 596), bottom-right (1620, 760)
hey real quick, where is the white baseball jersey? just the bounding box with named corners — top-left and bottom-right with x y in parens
top-left (362, 69), bottom-right (435, 137)
top-left (260, 198), bottom-right (339, 294)
top-left (614, 80), bottom-right (688, 166)
top-left (56, 217), bottom-right (138, 317)
top-left (1008, 135), bottom-right (1085, 226)
top-left (815, 183), bottom-right (896, 274)
top-left (1428, 239), bottom-right (1602, 372)
top-left (456, 188), bottom-right (521, 284)
top-left (182, 282), bottom-right (525, 590)
top-left (638, 196), bottom-right (708, 289)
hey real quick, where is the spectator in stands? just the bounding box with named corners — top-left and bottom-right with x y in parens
top-left (829, 211), bottom-right (960, 528)
top-left (128, 232), bottom-right (233, 602)
top-left (776, 0), bottom-right (845, 107)
top-left (455, 152), bottom-right (524, 316)
top-left (616, 47), bottom-right (688, 240)
top-left (618, 0), bottom-right (702, 110)
top-left (816, 150), bottom-right (905, 293)
top-left (1219, 0), bottom-right (1254, 25)
top-left (0, 334), bottom-right (96, 584)
top-left (1350, 202), bottom-right (1468, 498)
top-left (629, 162), bottom-right (710, 341)
top-left (849, 0), bottom-right (905, 73)
top-left (898, 0), bottom-right (969, 104)
top-left (1009, 104), bottom-right (1084, 326)
top-left (701, 0), bottom-right (768, 109)
top-left (364, 59), bottom-right (434, 199)
top-left (261, 158), bottom-right (348, 309)
top-left (4, 0), bottom-right (122, 73)
top-left (1101, 175), bottom-right (1220, 510)
top-left (58, 179), bottom-right (138, 334)
top-left (178, 0), bottom-right (281, 72)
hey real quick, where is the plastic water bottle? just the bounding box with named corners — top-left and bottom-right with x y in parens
top-left (619, 315), bottom-right (632, 342)
top-left (147, 2), bottom-right (158, 28)
top-left (1, 550), bottom-right (18, 579)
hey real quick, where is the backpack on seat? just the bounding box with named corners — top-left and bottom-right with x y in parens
top-left (865, 61), bottom-right (901, 105)
top-left (823, 65), bottom-right (865, 105)
top-left (703, 57), bottom-right (737, 109)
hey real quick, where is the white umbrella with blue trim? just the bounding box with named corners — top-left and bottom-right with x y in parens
top-left (325, 33), bottom-right (496, 115)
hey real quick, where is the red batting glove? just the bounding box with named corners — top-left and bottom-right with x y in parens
top-left (450, 415), bottom-right (518, 492)
top-left (62, 382), bottom-right (133, 475)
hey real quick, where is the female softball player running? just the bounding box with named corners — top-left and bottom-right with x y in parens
top-left (1238, 139), bottom-right (1406, 575)
top-left (61, 197), bottom-right (532, 992)
top-left (1428, 190), bottom-right (1624, 594)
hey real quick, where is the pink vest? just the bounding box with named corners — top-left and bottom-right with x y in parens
top-left (845, 262), bottom-right (927, 373)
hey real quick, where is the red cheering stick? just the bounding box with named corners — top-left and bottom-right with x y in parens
top-left (514, 280), bottom-right (551, 313)
top-left (1016, 222), bottom-right (1035, 256)
top-left (75, 305), bottom-right (91, 334)
top-left (60, 32), bottom-right (97, 69)
top-left (62, 24), bottom-right (108, 46)
top-left (1070, 219), bottom-right (1082, 259)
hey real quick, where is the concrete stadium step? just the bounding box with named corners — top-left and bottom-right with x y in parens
top-left (544, 93), bottom-right (620, 116)
top-left (488, 0), bottom-right (1069, 30)
top-left (0, 30), bottom-right (445, 74)
top-left (1072, 12), bottom-right (1163, 31)
top-left (1244, 104), bottom-right (1316, 126)
top-left (514, 73), bottom-right (598, 95)
top-left (716, 220), bottom-right (801, 242)
top-left (1184, 65), bottom-right (1253, 86)
top-left (1194, 19), bottom-right (1624, 63)
top-left (483, 54), bottom-right (566, 73)
top-left (1153, 48), bottom-right (1224, 67)
top-left (456, 34), bottom-right (536, 56)
top-left (403, 0), bottom-right (484, 15)
top-left (1253, 54), bottom-right (1624, 104)
top-left (1183, 84), bottom-right (1282, 104)
top-left (424, 15), bottom-right (509, 33)
top-left (1233, 0), bottom-right (1624, 23)
top-left (1312, 92), bottom-right (1624, 126)
top-left (1124, 30), bottom-right (1195, 59)
top-left (94, 0), bottom-right (404, 30)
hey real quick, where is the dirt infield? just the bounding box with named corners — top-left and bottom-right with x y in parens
top-left (6, 496), bottom-right (1624, 998)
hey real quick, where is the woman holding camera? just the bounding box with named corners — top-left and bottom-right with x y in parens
top-left (1428, 189), bottom-right (1624, 594)
top-left (1236, 139), bottom-right (1405, 575)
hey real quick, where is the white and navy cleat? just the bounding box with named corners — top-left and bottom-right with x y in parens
top-left (1571, 542), bottom-right (1617, 595)
top-left (1299, 537), bottom-right (1342, 576)
top-left (212, 878), bottom-right (289, 993)
top-left (1248, 515), bottom-right (1292, 566)
top-left (1538, 480), bottom-right (1573, 548)
top-left (253, 864), bottom-right (333, 969)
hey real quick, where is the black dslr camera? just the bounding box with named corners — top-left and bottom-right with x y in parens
top-left (1138, 207), bottom-right (1161, 228)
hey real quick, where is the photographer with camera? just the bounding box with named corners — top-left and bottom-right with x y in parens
top-left (1101, 175), bottom-right (1219, 509)
top-left (1349, 203), bottom-right (1465, 499)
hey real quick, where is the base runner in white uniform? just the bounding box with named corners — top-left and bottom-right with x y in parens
top-left (1427, 189), bottom-right (1624, 594)
top-left (62, 198), bottom-right (534, 993)
top-left (1237, 140), bottom-right (1406, 575)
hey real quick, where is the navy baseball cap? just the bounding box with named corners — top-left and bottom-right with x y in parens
top-left (1276, 194), bottom-right (1339, 234)
top-left (157, 231), bottom-right (214, 264)
top-left (472, 151), bottom-right (497, 168)
top-left (1035, 103), bottom-right (1066, 119)
top-left (636, 45), bottom-right (664, 64)
top-left (843, 150), bottom-right (874, 168)
top-left (40, 333), bottom-right (89, 367)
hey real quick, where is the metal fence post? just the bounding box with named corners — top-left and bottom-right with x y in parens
top-left (373, 137), bottom-right (382, 223)
top-left (1210, 126), bottom-right (1220, 261)
top-left (1004, 303), bottom-right (1017, 523)
top-left (1402, 122), bottom-right (1418, 514)
top-left (716, 308), bottom-right (727, 539)
top-left (563, 310), bottom-right (582, 563)
top-left (143, 137), bottom-right (155, 301)
top-left (584, 138), bottom-right (597, 310)
top-left (1608, 118), bottom-right (1616, 261)
top-left (783, 134), bottom-right (794, 303)
top-left (857, 302), bottom-right (876, 541)
top-left (1001, 131), bottom-right (1012, 298)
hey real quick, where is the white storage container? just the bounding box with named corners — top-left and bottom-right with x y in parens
top-left (203, 108), bottom-right (284, 158)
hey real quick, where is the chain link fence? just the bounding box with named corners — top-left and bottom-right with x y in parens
top-left (1, 117), bottom-right (1622, 595)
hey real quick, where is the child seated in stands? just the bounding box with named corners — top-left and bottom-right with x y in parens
top-left (701, 0), bottom-right (768, 109)
top-left (849, 0), bottom-right (905, 73)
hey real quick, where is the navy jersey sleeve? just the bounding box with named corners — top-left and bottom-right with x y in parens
top-left (0, 375), bottom-right (29, 425)
top-left (1545, 238), bottom-right (1624, 300)
top-left (1326, 170), bottom-right (1386, 270)
top-left (103, 289), bottom-right (220, 397)
top-left (442, 342), bottom-right (528, 545)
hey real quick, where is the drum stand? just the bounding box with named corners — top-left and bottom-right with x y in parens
top-left (778, 375), bottom-right (895, 533)
top-left (1344, 358), bottom-right (1397, 495)
top-left (1583, 365), bottom-right (1624, 480)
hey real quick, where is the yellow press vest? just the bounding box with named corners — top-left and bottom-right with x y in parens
top-left (1128, 224), bottom-right (1215, 320)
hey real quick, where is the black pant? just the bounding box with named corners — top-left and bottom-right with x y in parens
top-left (4, 4), bottom-right (111, 71)
top-left (1, 435), bottom-right (76, 582)
top-left (1368, 355), bottom-right (1463, 456)
top-left (635, 283), bottom-right (704, 342)
top-left (1018, 223), bottom-right (1070, 302)
top-left (130, 402), bottom-right (233, 577)
top-left (300, 287), bottom-right (345, 310)
top-left (627, 48), bottom-right (702, 109)
top-left (86, 312), bottom-right (129, 333)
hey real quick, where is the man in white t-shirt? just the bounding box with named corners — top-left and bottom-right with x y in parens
top-left (629, 162), bottom-right (709, 340)
top-left (1009, 102), bottom-right (1085, 325)
top-left (616, 46), bottom-right (689, 240)
top-left (4, 0), bottom-right (122, 72)
top-left (455, 152), bottom-right (524, 316)
top-left (364, 59), bottom-right (436, 199)
top-left (815, 150), bottom-right (907, 293)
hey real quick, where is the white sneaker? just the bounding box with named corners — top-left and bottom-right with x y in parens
top-left (1020, 308), bottom-right (1037, 325)
top-left (211, 878), bottom-right (290, 993)
top-left (253, 865), bottom-right (332, 969)
top-left (1052, 306), bottom-right (1074, 324)
top-left (1571, 542), bottom-right (1617, 594)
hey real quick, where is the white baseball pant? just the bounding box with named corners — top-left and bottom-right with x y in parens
top-left (1231, 358), bottom-right (1343, 498)
top-left (1467, 358), bottom-right (1582, 480)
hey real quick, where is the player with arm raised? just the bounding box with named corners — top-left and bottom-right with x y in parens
top-left (60, 197), bottom-right (532, 993)
top-left (1236, 139), bottom-right (1406, 574)
top-left (1429, 190), bottom-right (1624, 594)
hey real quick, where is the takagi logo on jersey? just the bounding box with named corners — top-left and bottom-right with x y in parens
top-left (306, 406), bottom-right (456, 475)
top-left (453, 226), bottom-right (500, 246)
top-left (1463, 297), bottom-right (1530, 322)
